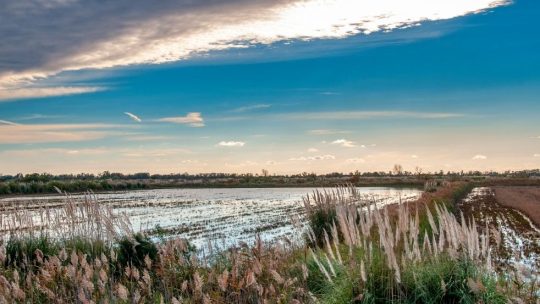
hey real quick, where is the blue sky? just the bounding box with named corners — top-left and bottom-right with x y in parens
top-left (0, 0), bottom-right (539, 174)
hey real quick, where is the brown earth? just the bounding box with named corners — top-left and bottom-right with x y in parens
top-left (493, 186), bottom-right (540, 227)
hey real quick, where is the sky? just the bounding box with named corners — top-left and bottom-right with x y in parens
top-left (0, 0), bottom-right (539, 175)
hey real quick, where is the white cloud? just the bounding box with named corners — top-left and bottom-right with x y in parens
top-left (332, 139), bottom-right (356, 148)
top-left (158, 112), bottom-right (204, 127)
top-left (534, 154), bottom-right (540, 158)
top-left (0, 86), bottom-right (105, 101)
top-left (346, 158), bottom-right (365, 163)
top-left (290, 154), bottom-right (335, 161)
top-left (217, 141), bottom-right (245, 147)
top-left (472, 154), bottom-right (487, 160)
top-left (411, 155), bottom-right (418, 159)
top-left (307, 148), bottom-right (319, 153)
top-left (124, 112), bottom-right (142, 122)
top-left (1, 0), bottom-right (509, 99)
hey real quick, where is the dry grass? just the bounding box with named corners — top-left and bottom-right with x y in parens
top-left (0, 184), bottom-right (537, 303)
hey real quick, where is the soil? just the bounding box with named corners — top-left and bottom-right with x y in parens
top-left (493, 186), bottom-right (540, 227)
top-left (457, 187), bottom-right (540, 275)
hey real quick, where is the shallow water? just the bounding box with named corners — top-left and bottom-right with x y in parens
top-left (0, 187), bottom-right (422, 249)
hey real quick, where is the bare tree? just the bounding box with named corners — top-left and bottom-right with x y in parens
top-left (261, 169), bottom-right (269, 177)
top-left (392, 164), bottom-right (403, 176)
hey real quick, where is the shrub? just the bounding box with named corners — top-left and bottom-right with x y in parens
top-left (4, 235), bottom-right (58, 270)
top-left (116, 233), bottom-right (158, 269)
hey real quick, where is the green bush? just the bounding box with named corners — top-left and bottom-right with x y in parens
top-left (116, 233), bottom-right (158, 269)
top-left (307, 207), bottom-right (338, 247)
top-left (5, 235), bottom-right (59, 270)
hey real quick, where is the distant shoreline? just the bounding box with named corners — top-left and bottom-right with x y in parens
top-left (2, 175), bottom-right (540, 198)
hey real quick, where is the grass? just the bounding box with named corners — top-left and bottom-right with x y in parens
top-left (0, 183), bottom-right (537, 303)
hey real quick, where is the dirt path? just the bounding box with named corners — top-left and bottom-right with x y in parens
top-left (493, 186), bottom-right (540, 227)
top-left (457, 187), bottom-right (540, 277)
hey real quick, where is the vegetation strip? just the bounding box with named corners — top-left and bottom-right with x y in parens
top-left (0, 183), bottom-right (538, 303)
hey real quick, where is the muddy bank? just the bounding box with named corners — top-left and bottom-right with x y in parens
top-left (458, 187), bottom-right (540, 276)
top-left (493, 186), bottom-right (540, 227)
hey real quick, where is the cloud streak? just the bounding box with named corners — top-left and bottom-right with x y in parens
top-left (124, 112), bottom-right (142, 122)
top-left (0, 119), bottom-right (19, 126)
top-left (217, 141), bottom-right (246, 147)
top-left (0, 123), bottom-right (122, 144)
top-left (0, 86), bottom-right (104, 101)
top-left (157, 113), bottom-right (204, 127)
top-left (231, 104), bottom-right (271, 113)
top-left (308, 129), bottom-right (350, 135)
top-left (282, 111), bottom-right (466, 121)
top-left (289, 154), bottom-right (336, 161)
top-left (1, 0), bottom-right (509, 99)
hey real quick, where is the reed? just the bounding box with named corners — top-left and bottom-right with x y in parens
top-left (0, 184), bottom-right (537, 303)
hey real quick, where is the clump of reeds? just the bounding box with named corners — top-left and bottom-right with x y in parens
top-left (303, 185), bottom-right (538, 303)
top-left (0, 192), bottom-right (311, 303)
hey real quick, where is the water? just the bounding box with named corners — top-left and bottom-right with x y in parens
top-left (0, 187), bottom-right (422, 248)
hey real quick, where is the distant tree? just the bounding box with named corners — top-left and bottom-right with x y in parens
top-left (261, 169), bottom-right (269, 177)
top-left (392, 164), bottom-right (404, 176)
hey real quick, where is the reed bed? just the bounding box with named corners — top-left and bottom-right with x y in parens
top-left (0, 184), bottom-right (537, 303)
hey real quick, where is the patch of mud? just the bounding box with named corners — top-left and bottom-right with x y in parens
top-left (458, 187), bottom-right (540, 279)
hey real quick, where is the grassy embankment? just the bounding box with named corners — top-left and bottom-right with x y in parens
top-left (0, 182), bottom-right (537, 303)
top-left (0, 176), bottom-right (426, 196)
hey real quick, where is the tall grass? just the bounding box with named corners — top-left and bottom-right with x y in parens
top-left (0, 184), bottom-right (537, 303)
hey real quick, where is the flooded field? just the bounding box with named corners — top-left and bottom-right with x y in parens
top-left (458, 187), bottom-right (540, 280)
top-left (0, 187), bottom-right (422, 249)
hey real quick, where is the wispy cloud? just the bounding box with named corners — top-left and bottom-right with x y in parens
top-left (307, 148), bottom-right (319, 153)
top-left (0, 119), bottom-right (19, 126)
top-left (122, 135), bottom-right (173, 142)
top-left (534, 154), bottom-right (540, 158)
top-left (0, 123), bottom-right (121, 144)
top-left (308, 129), bottom-right (350, 135)
top-left (472, 154), bottom-right (487, 160)
top-left (18, 114), bottom-right (64, 121)
top-left (346, 158), bottom-right (365, 163)
top-left (0, 0), bottom-right (509, 99)
top-left (1, 148), bottom-right (109, 157)
top-left (217, 141), bottom-right (245, 147)
top-left (231, 104), bottom-right (271, 113)
top-left (284, 111), bottom-right (466, 121)
top-left (124, 112), bottom-right (142, 122)
top-left (290, 154), bottom-right (335, 161)
top-left (332, 139), bottom-right (356, 148)
top-left (0, 86), bottom-right (105, 101)
top-left (158, 112), bottom-right (204, 127)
